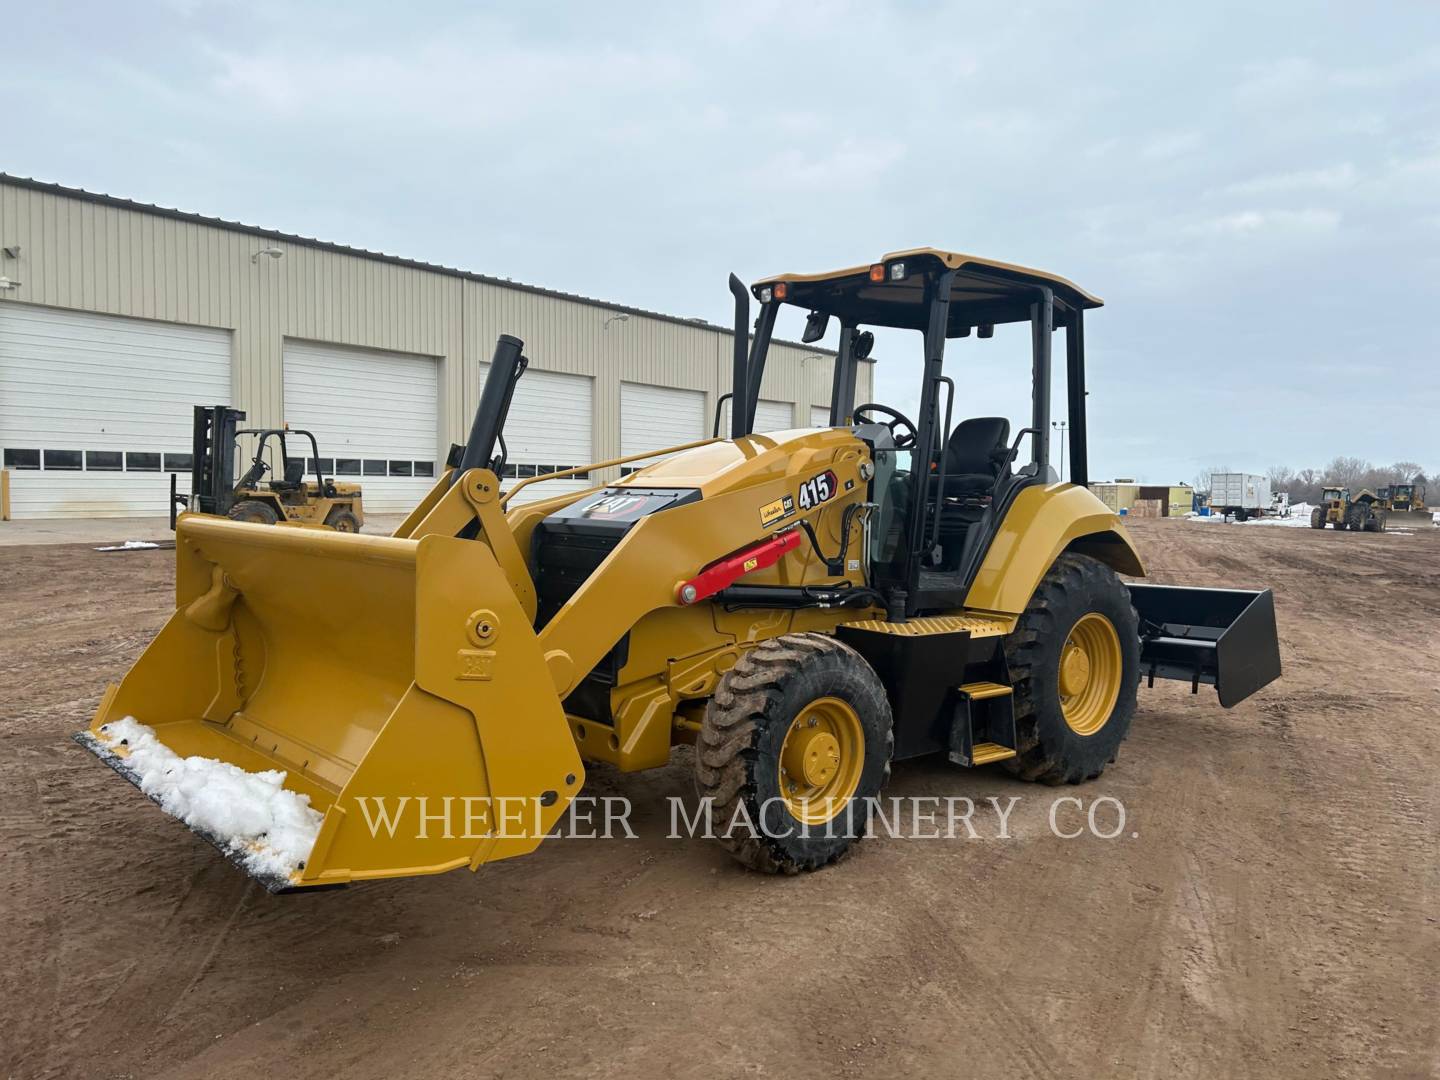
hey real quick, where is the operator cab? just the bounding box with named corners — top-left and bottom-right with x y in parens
top-left (234, 428), bottom-right (337, 502)
top-left (739, 249), bottom-right (1102, 619)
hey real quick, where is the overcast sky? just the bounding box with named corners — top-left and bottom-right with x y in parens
top-left (7, 2), bottom-right (1439, 483)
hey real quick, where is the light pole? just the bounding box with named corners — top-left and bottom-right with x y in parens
top-left (1052, 419), bottom-right (1068, 478)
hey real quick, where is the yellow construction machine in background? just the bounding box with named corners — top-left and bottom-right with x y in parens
top-left (170, 405), bottom-right (364, 532)
top-left (1310, 486), bottom-right (1388, 532)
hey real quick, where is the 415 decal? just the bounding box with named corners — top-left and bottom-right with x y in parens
top-left (797, 469), bottom-right (838, 511)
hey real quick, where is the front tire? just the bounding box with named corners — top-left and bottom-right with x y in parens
top-left (696, 633), bottom-right (893, 874)
top-left (227, 499), bottom-right (279, 525)
top-left (1004, 554), bottom-right (1139, 785)
top-left (325, 507), bottom-right (361, 533)
top-left (1310, 507), bottom-right (1325, 529)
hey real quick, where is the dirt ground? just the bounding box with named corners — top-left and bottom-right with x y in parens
top-left (2, 518), bottom-right (1436, 1079)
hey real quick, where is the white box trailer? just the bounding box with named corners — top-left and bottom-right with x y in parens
top-left (1209, 473), bottom-right (1271, 520)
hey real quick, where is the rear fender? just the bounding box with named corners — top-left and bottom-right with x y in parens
top-left (965, 483), bottom-right (1144, 615)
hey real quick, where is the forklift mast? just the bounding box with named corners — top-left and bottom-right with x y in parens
top-left (191, 405), bottom-right (245, 516)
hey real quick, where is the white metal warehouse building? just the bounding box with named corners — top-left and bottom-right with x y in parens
top-left (0, 174), bottom-right (866, 519)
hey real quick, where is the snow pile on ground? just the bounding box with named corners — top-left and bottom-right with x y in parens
top-left (1186, 503), bottom-right (1316, 527)
top-left (94, 540), bottom-right (162, 551)
top-left (1244, 502), bottom-right (1316, 528)
top-left (95, 717), bottom-right (322, 880)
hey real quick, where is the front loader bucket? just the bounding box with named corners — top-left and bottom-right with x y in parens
top-left (78, 514), bottom-right (583, 891)
top-left (1127, 584), bottom-right (1281, 708)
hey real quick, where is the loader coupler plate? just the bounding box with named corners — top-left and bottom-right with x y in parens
top-left (1127, 584), bottom-right (1281, 708)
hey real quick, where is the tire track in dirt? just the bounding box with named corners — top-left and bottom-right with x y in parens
top-left (3, 528), bottom-right (1439, 1079)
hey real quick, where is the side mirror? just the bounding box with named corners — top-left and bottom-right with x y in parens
top-left (801, 310), bottom-right (829, 344)
top-left (853, 330), bottom-right (875, 360)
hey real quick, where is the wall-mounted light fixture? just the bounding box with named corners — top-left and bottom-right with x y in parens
top-left (251, 246), bottom-right (284, 264)
top-left (603, 312), bottom-right (630, 329)
top-left (0, 277), bottom-right (21, 290)
top-left (1, 245), bottom-right (20, 259)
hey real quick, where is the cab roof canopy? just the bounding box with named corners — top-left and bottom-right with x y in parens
top-left (753, 247), bottom-right (1102, 334)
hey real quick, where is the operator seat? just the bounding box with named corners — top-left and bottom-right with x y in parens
top-left (941, 417), bottom-right (1011, 497)
top-left (935, 417), bottom-right (1011, 571)
top-left (271, 459), bottom-right (305, 490)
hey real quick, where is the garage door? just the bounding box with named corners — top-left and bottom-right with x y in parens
top-left (753, 399), bottom-right (795, 433)
top-left (620, 383), bottom-right (706, 474)
top-left (283, 341), bottom-right (439, 514)
top-left (811, 405), bottom-right (832, 427)
top-left (478, 364), bottom-right (593, 504)
top-left (717, 397), bottom-right (797, 437)
top-left (0, 304), bottom-right (231, 518)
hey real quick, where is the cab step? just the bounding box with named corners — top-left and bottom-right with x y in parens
top-left (948, 681), bottom-right (1018, 768)
top-left (970, 742), bottom-right (1017, 765)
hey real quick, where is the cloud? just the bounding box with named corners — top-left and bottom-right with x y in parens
top-left (1181, 208), bottom-right (1341, 237)
top-left (1211, 163), bottom-right (1358, 197)
top-left (1140, 131), bottom-right (1203, 160)
top-left (4, 0), bottom-right (1439, 483)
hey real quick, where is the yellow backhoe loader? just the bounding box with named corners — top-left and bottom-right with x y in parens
top-left (78, 249), bottom-right (1281, 890)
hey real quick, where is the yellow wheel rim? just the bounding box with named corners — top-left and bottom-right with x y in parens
top-left (1058, 613), bottom-right (1123, 736)
top-left (777, 696), bottom-right (865, 825)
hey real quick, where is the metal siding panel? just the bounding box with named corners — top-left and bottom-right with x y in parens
top-left (0, 180), bottom-right (829, 514)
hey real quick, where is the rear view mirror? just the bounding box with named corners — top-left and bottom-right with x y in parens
top-left (853, 330), bottom-right (875, 360)
top-left (802, 310), bottom-right (829, 344)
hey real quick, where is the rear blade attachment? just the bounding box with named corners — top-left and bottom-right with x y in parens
top-left (1127, 584), bottom-right (1281, 708)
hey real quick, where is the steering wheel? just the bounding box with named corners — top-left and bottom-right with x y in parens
top-left (852, 403), bottom-right (918, 449)
top-left (250, 457), bottom-right (271, 475)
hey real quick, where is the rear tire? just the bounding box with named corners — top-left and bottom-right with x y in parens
top-left (1003, 554), bottom-right (1139, 785)
top-left (325, 508), bottom-right (361, 533)
top-left (226, 499), bottom-right (279, 525)
top-left (696, 633), bottom-right (893, 874)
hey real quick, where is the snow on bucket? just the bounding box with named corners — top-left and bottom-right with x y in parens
top-left (80, 514), bottom-right (583, 891)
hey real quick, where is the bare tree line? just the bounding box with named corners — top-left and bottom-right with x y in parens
top-left (1194, 461), bottom-right (1431, 505)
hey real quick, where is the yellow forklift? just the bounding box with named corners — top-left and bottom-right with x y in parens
top-left (171, 405), bottom-right (364, 531)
